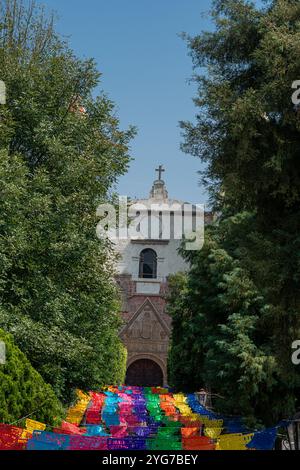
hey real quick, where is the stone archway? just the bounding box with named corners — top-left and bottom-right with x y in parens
top-left (125, 358), bottom-right (164, 387)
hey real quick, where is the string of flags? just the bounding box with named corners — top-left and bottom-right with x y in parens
top-left (0, 386), bottom-right (280, 450)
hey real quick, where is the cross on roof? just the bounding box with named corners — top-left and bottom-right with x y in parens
top-left (155, 165), bottom-right (165, 181)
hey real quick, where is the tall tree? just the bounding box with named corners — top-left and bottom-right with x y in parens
top-left (181, 0), bottom-right (300, 224)
top-left (0, 0), bottom-right (133, 400)
top-left (168, 214), bottom-right (292, 426)
top-left (169, 0), bottom-right (300, 425)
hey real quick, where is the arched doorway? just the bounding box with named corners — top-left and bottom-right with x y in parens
top-left (125, 359), bottom-right (163, 387)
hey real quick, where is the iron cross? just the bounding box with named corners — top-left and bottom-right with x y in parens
top-left (156, 165), bottom-right (165, 181)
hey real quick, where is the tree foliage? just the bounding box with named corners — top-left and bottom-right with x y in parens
top-left (169, 0), bottom-right (300, 425)
top-left (168, 214), bottom-right (300, 425)
top-left (181, 0), bottom-right (300, 224)
top-left (0, 0), bottom-right (133, 400)
top-left (0, 328), bottom-right (64, 424)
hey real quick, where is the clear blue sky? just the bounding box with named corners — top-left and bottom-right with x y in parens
top-left (41, 1), bottom-right (261, 205)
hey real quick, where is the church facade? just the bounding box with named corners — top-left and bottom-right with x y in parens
top-left (115, 168), bottom-right (212, 386)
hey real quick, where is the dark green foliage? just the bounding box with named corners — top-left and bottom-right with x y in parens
top-left (181, 0), bottom-right (300, 224)
top-left (0, 328), bottom-right (64, 425)
top-left (169, 0), bottom-right (300, 425)
top-left (168, 214), bottom-right (300, 426)
top-left (0, 0), bottom-right (133, 400)
top-left (167, 272), bottom-right (205, 392)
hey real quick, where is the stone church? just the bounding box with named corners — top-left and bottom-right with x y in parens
top-left (115, 167), bottom-right (212, 387)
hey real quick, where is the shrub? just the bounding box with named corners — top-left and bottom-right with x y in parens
top-left (0, 329), bottom-right (64, 425)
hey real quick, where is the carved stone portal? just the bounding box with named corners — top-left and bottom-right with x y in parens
top-left (120, 299), bottom-right (170, 386)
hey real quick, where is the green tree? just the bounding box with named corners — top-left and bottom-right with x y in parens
top-left (0, 0), bottom-right (133, 400)
top-left (0, 328), bottom-right (64, 425)
top-left (181, 0), bottom-right (300, 224)
top-left (168, 214), bottom-right (299, 425)
top-left (169, 0), bottom-right (300, 426)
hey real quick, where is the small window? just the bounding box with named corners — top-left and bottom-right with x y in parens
top-left (139, 249), bottom-right (157, 279)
